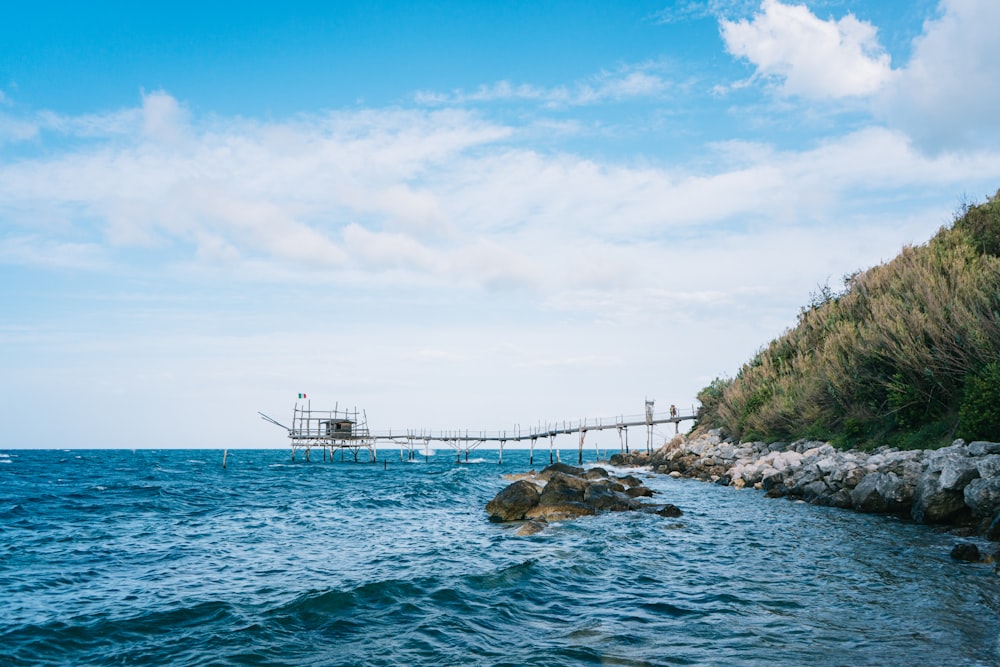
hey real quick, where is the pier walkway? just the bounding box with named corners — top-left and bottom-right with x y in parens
top-left (259, 402), bottom-right (697, 466)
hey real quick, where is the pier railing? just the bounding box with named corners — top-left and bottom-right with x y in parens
top-left (261, 404), bottom-right (697, 465)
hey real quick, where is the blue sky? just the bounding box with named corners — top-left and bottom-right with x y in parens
top-left (3, 0), bottom-right (1000, 449)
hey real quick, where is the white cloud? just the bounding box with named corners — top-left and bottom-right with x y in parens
top-left (141, 89), bottom-right (191, 144)
top-left (877, 0), bottom-right (1000, 151)
top-left (0, 113), bottom-right (39, 143)
top-left (720, 0), bottom-right (892, 98)
top-left (5, 89), bottom-right (1000, 447)
top-left (3, 92), bottom-right (999, 303)
top-left (654, 0), bottom-right (761, 24)
top-left (415, 64), bottom-right (670, 108)
top-left (0, 235), bottom-right (109, 270)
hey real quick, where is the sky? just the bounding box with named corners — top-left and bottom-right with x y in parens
top-left (3, 0), bottom-right (1000, 449)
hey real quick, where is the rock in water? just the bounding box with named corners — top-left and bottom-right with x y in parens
top-left (515, 521), bottom-right (545, 536)
top-left (656, 504), bottom-right (683, 518)
top-left (486, 464), bottom-right (678, 525)
top-left (536, 463), bottom-right (585, 481)
top-left (950, 543), bottom-right (981, 562)
top-left (537, 472), bottom-right (589, 506)
top-left (485, 479), bottom-right (540, 522)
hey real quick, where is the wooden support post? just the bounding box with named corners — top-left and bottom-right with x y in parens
top-left (578, 428), bottom-right (585, 465)
top-left (529, 437), bottom-right (536, 466)
top-left (222, 449), bottom-right (227, 468)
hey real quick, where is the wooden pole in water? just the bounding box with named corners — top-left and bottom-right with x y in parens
top-left (222, 449), bottom-right (227, 468)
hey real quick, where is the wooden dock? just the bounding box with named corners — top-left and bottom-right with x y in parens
top-left (260, 400), bottom-right (696, 465)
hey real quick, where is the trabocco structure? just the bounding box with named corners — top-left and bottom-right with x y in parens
top-left (259, 399), bottom-right (695, 465)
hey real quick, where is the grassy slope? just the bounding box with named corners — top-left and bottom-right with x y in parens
top-left (697, 190), bottom-right (1000, 449)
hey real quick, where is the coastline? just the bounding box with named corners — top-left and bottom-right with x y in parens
top-left (611, 429), bottom-right (1000, 549)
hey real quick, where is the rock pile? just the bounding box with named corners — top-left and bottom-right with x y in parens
top-left (611, 430), bottom-right (1000, 536)
top-left (486, 462), bottom-right (682, 533)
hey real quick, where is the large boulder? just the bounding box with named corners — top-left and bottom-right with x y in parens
top-left (538, 472), bottom-right (589, 506)
top-left (584, 482), bottom-right (641, 512)
top-left (964, 477), bottom-right (1000, 518)
top-left (486, 480), bottom-right (541, 522)
top-left (977, 455), bottom-right (1000, 480)
top-left (487, 465), bottom-right (675, 525)
top-left (912, 472), bottom-right (968, 523)
top-left (969, 441), bottom-right (1000, 457)
top-left (851, 472), bottom-right (914, 514)
top-left (912, 447), bottom-right (979, 523)
top-left (951, 543), bottom-right (981, 562)
top-left (537, 462), bottom-right (586, 481)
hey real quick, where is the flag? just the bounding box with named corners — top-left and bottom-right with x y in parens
top-left (298, 393), bottom-right (307, 399)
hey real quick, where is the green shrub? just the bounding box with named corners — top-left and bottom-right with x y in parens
top-left (695, 187), bottom-right (1000, 448)
top-left (957, 361), bottom-right (1000, 441)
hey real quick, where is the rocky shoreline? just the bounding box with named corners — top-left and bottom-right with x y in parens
top-left (607, 430), bottom-right (1000, 560)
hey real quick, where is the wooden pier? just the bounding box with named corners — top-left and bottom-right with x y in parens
top-left (259, 400), bottom-right (696, 465)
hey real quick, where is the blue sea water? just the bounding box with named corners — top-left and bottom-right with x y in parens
top-left (2, 447), bottom-right (1000, 666)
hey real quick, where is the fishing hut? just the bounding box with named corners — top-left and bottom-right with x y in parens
top-left (260, 403), bottom-right (376, 462)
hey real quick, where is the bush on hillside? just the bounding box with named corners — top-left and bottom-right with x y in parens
top-left (696, 188), bottom-right (1000, 449)
top-left (957, 361), bottom-right (1000, 442)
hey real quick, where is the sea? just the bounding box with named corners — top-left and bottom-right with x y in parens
top-left (2, 447), bottom-right (1000, 666)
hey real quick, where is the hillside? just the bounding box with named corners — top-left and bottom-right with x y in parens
top-left (696, 189), bottom-right (1000, 449)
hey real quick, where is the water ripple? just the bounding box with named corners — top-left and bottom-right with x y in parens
top-left (2, 449), bottom-right (1000, 666)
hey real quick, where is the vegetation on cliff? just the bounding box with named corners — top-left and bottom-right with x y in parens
top-left (696, 190), bottom-right (1000, 449)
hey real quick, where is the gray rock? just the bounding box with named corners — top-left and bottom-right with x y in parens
top-left (655, 504), bottom-right (683, 518)
top-left (964, 477), bottom-right (1000, 518)
top-left (950, 543), bottom-right (981, 562)
top-left (584, 482), bottom-right (640, 512)
top-left (538, 472), bottom-right (588, 506)
top-left (825, 488), bottom-right (854, 509)
top-left (851, 472), bottom-right (913, 514)
top-left (486, 480), bottom-right (541, 522)
top-left (525, 503), bottom-right (597, 522)
top-left (977, 455), bottom-right (1000, 479)
top-left (842, 465), bottom-right (867, 489)
top-left (970, 441), bottom-right (1000, 456)
top-left (537, 462), bottom-right (586, 481)
top-left (851, 473), bottom-right (884, 512)
top-left (801, 480), bottom-right (832, 504)
top-left (617, 474), bottom-right (644, 488)
top-left (912, 470), bottom-right (967, 524)
top-left (515, 521), bottom-right (546, 536)
top-left (939, 456), bottom-right (979, 491)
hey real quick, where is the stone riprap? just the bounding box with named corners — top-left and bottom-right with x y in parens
top-left (486, 462), bottom-right (682, 533)
top-left (609, 430), bottom-right (1000, 538)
